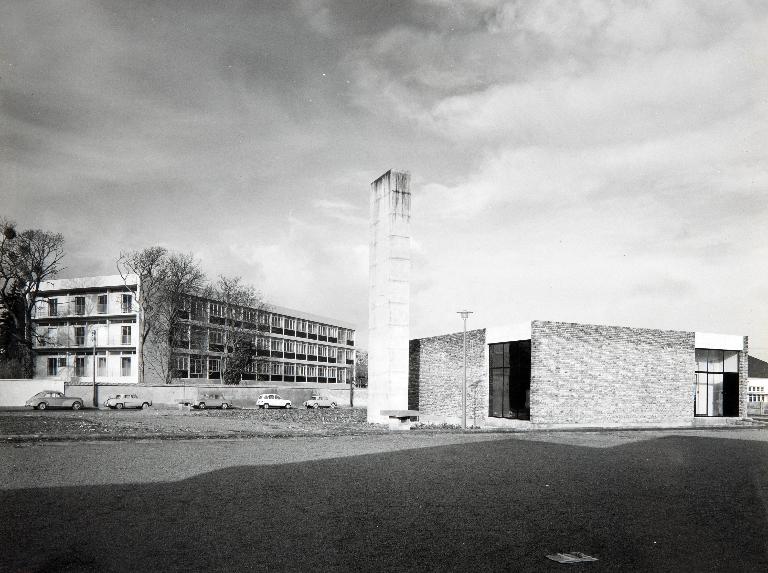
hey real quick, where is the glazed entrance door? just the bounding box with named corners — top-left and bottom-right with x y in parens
top-left (695, 349), bottom-right (740, 417)
top-left (722, 373), bottom-right (740, 417)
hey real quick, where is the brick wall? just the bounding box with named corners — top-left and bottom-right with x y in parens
top-left (530, 321), bottom-right (695, 425)
top-left (409, 329), bottom-right (486, 424)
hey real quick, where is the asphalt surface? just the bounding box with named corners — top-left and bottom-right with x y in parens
top-left (2, 430), bottom-right (768, 572)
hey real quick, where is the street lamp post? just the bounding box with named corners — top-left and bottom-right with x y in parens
top-left (457, 310), bottom-right (473, 430)
top-left (91, 328), bottom-right (97, 408)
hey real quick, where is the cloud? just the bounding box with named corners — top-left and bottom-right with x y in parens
top-left (1, 0), bottom-right (766, 355)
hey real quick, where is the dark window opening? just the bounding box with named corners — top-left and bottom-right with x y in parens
top-left (489, 340), bottom-right (531, 420)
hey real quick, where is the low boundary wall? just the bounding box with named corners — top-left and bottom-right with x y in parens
top-left (0, 379), bottom-right (66, 407)
top-left (61, 382), bottom-right (367, 409)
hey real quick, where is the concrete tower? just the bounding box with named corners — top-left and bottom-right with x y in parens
top-left (368, 170), bottom-right (411, 424)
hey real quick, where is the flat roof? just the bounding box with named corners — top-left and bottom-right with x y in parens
top-left (39, 274), bottom-right (137, 292)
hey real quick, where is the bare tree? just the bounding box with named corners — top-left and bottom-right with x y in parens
top-left (348, 349), bottom-right (367, 408)
top-left (117, 248), bottom-right (206, 384)
top-left (117, 246), bottom-right (167, 384)
top-left (210, 275), bottom-right (266, 385)
top-left (0, 219), bottom-right (65, 377)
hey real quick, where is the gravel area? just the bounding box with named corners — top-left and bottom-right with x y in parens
top-left (0, 408), bottom-right (388, 441)
top-left (3, 408), bottom-right (767, 443)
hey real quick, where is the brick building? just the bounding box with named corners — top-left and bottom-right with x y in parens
top-left (409, 320), bottom-right (748, 428)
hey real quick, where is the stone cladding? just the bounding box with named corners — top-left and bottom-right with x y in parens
top-left (530, 320), bottom-right (695, 425)
top-left (409, 329), bottom-right (486, 423)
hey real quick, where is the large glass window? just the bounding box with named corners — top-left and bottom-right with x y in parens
top-left (488, 340), bottom-right (531, 420)
top-left (74, 326), bottom-right (85, 346)
top-left (75, 356), bottom-right (85, 377)
top-left (695, 349), bottom-right (739, 417)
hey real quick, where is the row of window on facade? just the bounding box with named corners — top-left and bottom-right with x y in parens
top-left (198, 303), bottom-right (354, 342)
top-left (38, 325), bottom-right (133, 347)
top-left (40, 294), bottom-right (134, 317)
top-left (173, 355), bottom-right (348, 381)
top-left (39, 294), bottom-right (354, 344)
top-left (178, 329), bottom-right (353, 360)
top-left (46, 354), bottom-right (133, 377)
top-left (747, 385), bottom-right (766, 403)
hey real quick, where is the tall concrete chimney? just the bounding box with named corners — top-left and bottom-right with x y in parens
top-left (367, 170), bottom-right (411, 424)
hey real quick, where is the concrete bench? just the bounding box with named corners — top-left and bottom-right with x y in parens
top-left (380, 410), bottom-right (419, 431)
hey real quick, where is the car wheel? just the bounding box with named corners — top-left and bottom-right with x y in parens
top-left (263, 403), bottom-right (269, 409)
top-left (199, 403), bottom-right (206, 409)
top-left (285, 403), bottom-right (291, 409)
top-left (37, 402), bottom-right (47, 410)
top-left (312, 403), bottom-right (319, 409)
top-left (142, 403), bottom-right (150, 410)
top-left (221, 403), bottom-right (229, 409)
top-left (72, 402), bottom-right (82, 411)
top-left (330, 403), bottom-right (337, 409)
top-left (116, 403), bottom-right (124, 409)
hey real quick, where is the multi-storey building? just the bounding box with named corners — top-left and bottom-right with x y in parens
top-left (31, 275), bottom-right (139, 383)
top-left (171, 296), bottom-right (356, 384)
top-left (31, 275), bottom-right (356, 386)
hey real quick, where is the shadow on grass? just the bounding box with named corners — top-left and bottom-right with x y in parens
top-left (1, 435), bottom-right (767, 572)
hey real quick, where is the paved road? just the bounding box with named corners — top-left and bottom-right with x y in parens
top-left (2, 430), bottom-right (768, 572)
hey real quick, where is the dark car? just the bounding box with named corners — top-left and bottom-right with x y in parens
top-left (191, 394), bottom-right (231, 409)
top-left (25, 391), bottom-right (84, 410)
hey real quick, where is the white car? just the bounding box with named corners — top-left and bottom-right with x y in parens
top-left (104, 394), bottom-right (152, 409)
top-left (257, 393), bottom-right (291, 409)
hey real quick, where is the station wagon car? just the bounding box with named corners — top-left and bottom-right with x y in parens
top-left (104, 394), bottom-right (152, 410)
top-left (25, 391), bottom-right (84, 411)
top-left (257, 394), bottom-right (291, 409)
top-left (303, 395), bottom-right (337, 409)
top-left (191, 394), bottom-right (231, 409)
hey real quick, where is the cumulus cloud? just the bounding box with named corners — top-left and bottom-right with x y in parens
top-left (1, 0), bottom-right (766, 354)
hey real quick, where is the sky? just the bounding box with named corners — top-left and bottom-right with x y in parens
top-left (1, 0), bottom-right (766, 358)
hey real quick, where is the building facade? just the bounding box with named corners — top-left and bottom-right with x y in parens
top-left (409, 320), bottom-right (749, 427)
top-left (747, 355), bottom-right (768, 406)
top-left (31, 275), bottom-right (356, 386)
top-left (31, 275), bottom-right (140, 384)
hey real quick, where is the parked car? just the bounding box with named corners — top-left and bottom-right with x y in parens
top-left (191, 394), bottom-right (231, 409)
top-left (303, 395), bottom-right (337, 409)
top-left (25, 391), bottom-right (84, 411)
top-left (104, 394), bottom-right (152, 410)
top-left (257, 394), bottom-right (291, 409)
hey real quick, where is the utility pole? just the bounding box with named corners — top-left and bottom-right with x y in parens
top-left (457, 310), bottom-right (473, 430)
top-left (91, 327), bottom-right (97, 408)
